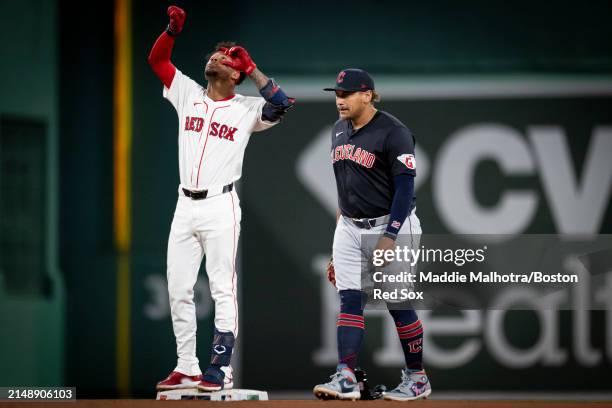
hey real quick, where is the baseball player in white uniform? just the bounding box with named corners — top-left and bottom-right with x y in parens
top-left (148, 6), bottom-right (294, 392)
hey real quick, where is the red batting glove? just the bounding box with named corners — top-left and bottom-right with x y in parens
top-left (221, 46), bottom-right (257, 75)
top-left (166, 5), bottom-right (186, 36)
top-left (326, 259), bottom-right (336, 288)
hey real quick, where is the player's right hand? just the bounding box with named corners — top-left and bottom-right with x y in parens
top-left (326, 258), bottom-right (336, 288)
top-left (166, 5), bottom-right (186, 36)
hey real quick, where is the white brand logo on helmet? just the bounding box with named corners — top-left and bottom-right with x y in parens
top-left (397, 153), bottom-right (416, 170)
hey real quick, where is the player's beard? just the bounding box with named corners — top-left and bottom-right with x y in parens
top-left (205, 66), bottom-right (220, 80)
top-left (205, 68), bottom-right (236, 86)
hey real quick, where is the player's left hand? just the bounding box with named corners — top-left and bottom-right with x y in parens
top-left (221, 46), bottom-right (257, 75)
top-left (374, 235), bottom-right (396, 266)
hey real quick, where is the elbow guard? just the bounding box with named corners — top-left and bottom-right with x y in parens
top-left (260, 79), bottom-right (295, 122)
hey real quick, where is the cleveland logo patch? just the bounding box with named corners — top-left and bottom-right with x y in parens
top-left (332, 144), bottom-right (376, 168)
top-left (397, 153), bottom-right (416, 170)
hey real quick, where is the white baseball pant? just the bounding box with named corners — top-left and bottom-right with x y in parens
top-left (166, 188), bottom-right (241, 376)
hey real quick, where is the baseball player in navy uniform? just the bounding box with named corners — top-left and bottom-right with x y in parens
top-left (313, 69), bottom-right (431, 401)
top-left (148, 6), bottom-right (294, 392)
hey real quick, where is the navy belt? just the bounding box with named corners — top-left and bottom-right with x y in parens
top-left (350, 214), bottom-right (390, 229)
top-left (182, 183), bottom-right (233, 200)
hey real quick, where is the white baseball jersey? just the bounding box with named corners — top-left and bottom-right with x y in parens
top-left (163, 68), bottom-right (278, 191)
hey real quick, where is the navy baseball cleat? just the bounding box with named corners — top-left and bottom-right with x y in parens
top-left (313, 364), bottom-right (361, 400)
top-left (383, 368), bottom-right (432, 401)
top-left (156, 371), bottom-right (202, 390)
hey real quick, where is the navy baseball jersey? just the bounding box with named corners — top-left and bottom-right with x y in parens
top-left (331, 110), bottom-right (416, 219)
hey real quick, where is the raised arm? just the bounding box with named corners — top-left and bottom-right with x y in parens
top-left (248, 68), bottom-right (271, 90)
top-left (147, 5), bottom-right (186, 88)
top-left (222, 46), bottom-right (295, 122)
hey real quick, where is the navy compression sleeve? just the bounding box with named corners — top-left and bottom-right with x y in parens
top-left (384, 174), bottom-right (414, 240)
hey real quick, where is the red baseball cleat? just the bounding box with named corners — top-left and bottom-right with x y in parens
top-left (156, 371), bottom-right (202, 390)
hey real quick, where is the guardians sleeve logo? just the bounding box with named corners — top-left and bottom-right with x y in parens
top-left (397, 153), bottom-right (416, 169)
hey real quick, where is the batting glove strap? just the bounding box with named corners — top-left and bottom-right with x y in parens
top-left (165, 25), bottom-right (179, 37)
